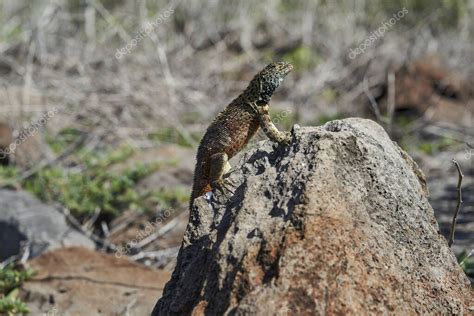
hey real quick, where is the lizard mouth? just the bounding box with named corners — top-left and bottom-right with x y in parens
top-left (279, 62), bottom-right (294, 76)
top-left (278, 63), bottom-right (293, 82)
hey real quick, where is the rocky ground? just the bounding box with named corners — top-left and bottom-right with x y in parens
top-left (0, 1), bottom-right (473, 314)
top-left (24, 247), bottom-right (171, 315)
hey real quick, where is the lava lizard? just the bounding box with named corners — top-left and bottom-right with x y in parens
top-left (190, 61), bottom-right (293, 209)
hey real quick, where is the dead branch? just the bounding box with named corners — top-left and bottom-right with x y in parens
top-left (363, 76), bottom-right (383, 122)
top-left (134, 215), bottom-right (182, 249)
top-left (387, 70), bottom-right (396, 135)
top-left (19, 132), bottom-right (88, 181)
top-left (60, 207), bottom-right (117, 252)
top-left (448, 159), bottom-right (464, 247)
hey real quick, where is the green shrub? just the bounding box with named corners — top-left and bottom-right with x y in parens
top-left (458, 251), bottom-right (474, 283)
top-left (0, 143), bottom-right (183, 223)
top-left (23, 147), bottom-right (161, 219)
top-left (149, 187), bottom-right (189, 210)
top-left (417, 137), bottom-right (456, 155)
top-left (46, 128), bottom-right (83, 154)
top-left (0, 167), bottom-right (19, 189)
top-left (0, 265), bottom-right (35, 315)
top-left (0, 296), bottom-right (30, 315)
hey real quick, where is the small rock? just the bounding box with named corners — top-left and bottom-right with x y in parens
top-left (0, 190), bottom-right (94, 260)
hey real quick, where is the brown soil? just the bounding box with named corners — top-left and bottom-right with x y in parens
top-left (22, 247), bottom-right (170, 316)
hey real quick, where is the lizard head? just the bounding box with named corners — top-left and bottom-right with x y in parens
top-left (244, 61), bottom-right (293, 105)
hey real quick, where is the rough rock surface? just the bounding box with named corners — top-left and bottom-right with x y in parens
top-left (23, 247), bottom-right (171, 315)
top-left (0, 190), bottom-right (94, 261)
top-left (153, 118), bottom-right (473, 315)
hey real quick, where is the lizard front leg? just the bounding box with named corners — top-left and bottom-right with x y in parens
top-left (257, 104), bottom-right (292, 144)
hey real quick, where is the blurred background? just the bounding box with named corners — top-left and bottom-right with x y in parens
top-left (0, 0), bottom-right (472, 314)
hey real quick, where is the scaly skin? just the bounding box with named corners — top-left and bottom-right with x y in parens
top-left (190, 62), bottom-right (293, 209)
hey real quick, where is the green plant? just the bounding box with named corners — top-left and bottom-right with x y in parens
top-left (0, 296), bottom-right (30, 316)
top-left (148, 127), bottom-right (200, 147)
top-left (315, 112), bottom-right (344, 125)
top-left (149, 187), bottom-right (189, 210)
top-left (1, 22), bottom-right (23, 43)
top-left (0, 265), bottom-right (35, 315)
top-left (23, 147), bottom-right (161, 219)
top-left (417, 137), bottom-right (456, 155)
top-left (394, 114), bottom-right (417, 128)
top-left (2, 144), bottom-right (179, 222)
top-left (281, 45), bottom-right (322, 72)
top-left (321, 88), bottom-right (339, 103)
top-left (46, 127), bottom-right (83, 154)
top-left (458, 251), bottom-right (474, 284)
top-left (0, 166), bottom-right (20, 189)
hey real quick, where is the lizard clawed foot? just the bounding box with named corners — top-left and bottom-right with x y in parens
top-left (282, 131), bottom-right (293, 145)
top-left (211, 178), bottom-right (237, 199)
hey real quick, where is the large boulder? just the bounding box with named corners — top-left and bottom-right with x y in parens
top-left (0, 190), bottom-right (94, 261)
top-left (153, 119), bottom-right (473, 315)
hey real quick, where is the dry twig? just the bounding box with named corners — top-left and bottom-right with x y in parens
top-left (448, 159), bottom-right (464, 247)
top-left (387, 70), bottom-right (396, 134)
top-left (363, 76), bottom-right (382, 122)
